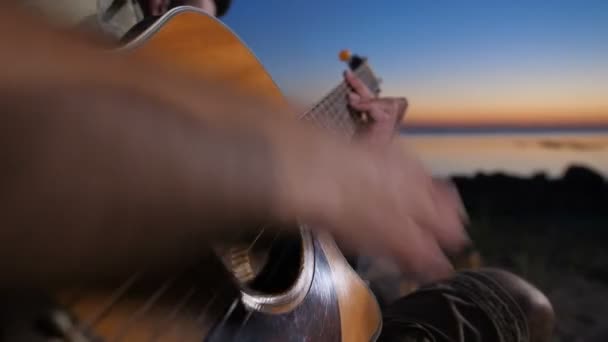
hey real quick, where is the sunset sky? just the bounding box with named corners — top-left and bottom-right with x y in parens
top-left (223, 1), bottom-right (608, 128)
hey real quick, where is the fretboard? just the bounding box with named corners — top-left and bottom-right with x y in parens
top-left (299, 62), bottom-right (381, 138)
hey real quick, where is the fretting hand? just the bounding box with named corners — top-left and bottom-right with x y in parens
top-left (344, 69), bottom-right (407, 147)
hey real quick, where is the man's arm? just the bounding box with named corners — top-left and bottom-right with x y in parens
top-left (0, 5), bottom-right (323, 285)
top-left (0, 5), bottom-right (467, 287)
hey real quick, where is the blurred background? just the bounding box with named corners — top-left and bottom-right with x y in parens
top-left (223, 1), bottom-right (607, 340)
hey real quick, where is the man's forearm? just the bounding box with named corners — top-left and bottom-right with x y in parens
top-left (0, 6), bottom-right (327, 286)
top-left (0, 82), bottom-right (292, 286)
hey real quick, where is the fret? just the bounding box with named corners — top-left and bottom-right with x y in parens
top-left (317, 98), bottom-right (332, 130)
top-left (300, 62), bottom-right (380, 139)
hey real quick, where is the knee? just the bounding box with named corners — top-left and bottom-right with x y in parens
top-left (478, 268), bottom-right (555, 342)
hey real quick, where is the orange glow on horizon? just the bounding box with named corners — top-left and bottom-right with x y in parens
top-left (403, 107), bottom-right (608, 127)
top-left (387, 80), bottom-right (608, 126)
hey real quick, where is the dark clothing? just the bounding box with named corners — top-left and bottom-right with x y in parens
top-left (378, 271), bottom-right (530, 342)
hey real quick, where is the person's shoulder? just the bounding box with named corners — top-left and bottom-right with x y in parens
top-left (18, 0), bottom-right (98, 26)
top-left (97, 0), bottom-right (145, 39)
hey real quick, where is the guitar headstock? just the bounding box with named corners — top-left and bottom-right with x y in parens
top-left (339, 49), bottom-right (381, 95)
top-left (339, 49), bottom-right (367, 71)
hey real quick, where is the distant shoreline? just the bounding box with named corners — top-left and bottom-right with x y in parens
top-left (450, 164), bottom-right (607, 218)
top-left (399, 126), bottom-right (608, 135)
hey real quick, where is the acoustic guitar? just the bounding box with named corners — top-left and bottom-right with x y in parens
top-left (6, 7), bottom-right (385, 341)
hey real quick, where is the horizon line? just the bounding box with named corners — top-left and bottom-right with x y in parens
top-left (399, 124), bottom-right (608, 135)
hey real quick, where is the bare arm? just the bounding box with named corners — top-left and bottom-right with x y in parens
top-left (0, 5), bottom-right (467, 287)
top-left (0, 5), bottom-right (326, 285)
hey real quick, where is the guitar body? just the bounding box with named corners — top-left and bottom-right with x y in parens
top-left (8, 7), bottom-right (381, 342)
top-left (52, 232), bottom-right (380, 342)
top-left (121, 7), bottom-right (292, 111)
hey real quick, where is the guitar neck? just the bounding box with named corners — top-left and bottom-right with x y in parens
top-left (300, 62), bottom-right (381, 138)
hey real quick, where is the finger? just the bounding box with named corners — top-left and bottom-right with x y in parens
top-left (387, 217), bottom-right (454, 284)
top-left (348, 92), bottom-right (386, 120)
top-left (429, 179), bottom-right (471, 254)
top-left (348, 93), bottom-right (392, 120)
top-left (347, 92), bottom-right (380, 124)
top-left (347, 92), bottom-right (361, 105)
top-left (434, 178), bottom-right (469, 224)
top-left (410, 174), bottom-right (469, 259)
top-left (330, 204), bottom-right (453, 284)
top-left (344, 70), bottom-right (375, 100)
top-left (394, 168), bottom-right (461, 255)
top-left (347, 92), bottom-right (373, 121)
top-left (348, 97), bottom-right (374, 113)
top-left (392, 97), bottom-right (409, 126)
top-left (391, 153), bottom-right (440, 225)
top-left (377, 98), bottom-right (407, 124)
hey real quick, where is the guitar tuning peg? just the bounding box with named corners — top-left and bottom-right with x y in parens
top-left (339, 49), bottom-right (351, 62)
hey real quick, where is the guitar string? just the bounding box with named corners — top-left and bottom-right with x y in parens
top-left (74, 63), bottom-right (379, 341)
top-left (209, 298), bottom-right (240, 338)
top-left (166, 292), bottom-right (218, 341)
top-left (302, 64), bottom-right (377, 122)
top-left (233, 310), bottom-right (255, 341)
top-left (161, 67), bottom-right (376, 340)
top-left (304, 66), bottom-right (379, 137)
top-left (245, 226), bottom-right (268, 252)
top-left (160, 284), bottom-right (208, 341)
top-left (158, 291), bottom-right (213, 342)
top-left (147, 285), bottom-right (198, 342)
top-left (212, 63), bottom-right (382, 338)
top-left (60, 59), bottom-right (350, 328)
top-left (200, 225), bottom-right (285, 340)
top-left (204, 63), bottom-right (381, 337)
top-left (172, 72), bottom-right (363, 340)
top-left (114, 283), bottom-right (219, 341)
top-left (226, 236), bottom-right (294, 338)
top-left (194, 292), bottom-right (218, 324)
top-left (82, 266), bottom-right (219, 340)
top-left (76, 271), bottom-right (142, 334)
top-left (108, 275), bottom-right (178, 341)
top-left (135, 66), bottom-right (377, 341)
top-left (80, 229), bottom-right (273, 337)
top-left (79, 266), bottom-right (192, 339)
top-left (299, 64), bottom-right (368, 120)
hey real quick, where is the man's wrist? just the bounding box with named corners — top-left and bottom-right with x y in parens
top-left (270, 125), bottom-right (350, 228)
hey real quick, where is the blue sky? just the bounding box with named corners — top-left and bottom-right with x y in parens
top-left (222, 1), bottom-right (608, 127)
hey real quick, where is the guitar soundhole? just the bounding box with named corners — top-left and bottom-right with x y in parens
top-left (246, 230), bottom-right (302, 294)
top-left (217, 225), bottom-right (310, 299)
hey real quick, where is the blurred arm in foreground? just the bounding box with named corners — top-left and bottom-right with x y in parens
top-left (0, 5), bottom-right (468, 288)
